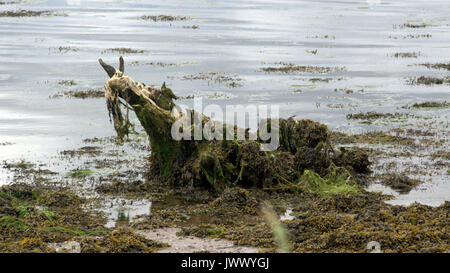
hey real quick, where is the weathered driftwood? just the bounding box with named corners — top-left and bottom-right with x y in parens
top-left (99, 57), bottom-right (370, 193)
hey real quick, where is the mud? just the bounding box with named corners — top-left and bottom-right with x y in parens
top-left (48, 46), bottom-right (79, 54)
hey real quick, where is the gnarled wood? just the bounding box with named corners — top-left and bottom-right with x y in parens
top-left (99, 57), bottom-right (370, 192)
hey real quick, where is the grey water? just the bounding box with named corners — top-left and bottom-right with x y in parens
top-left (0, 0), bottom-right (448, 205)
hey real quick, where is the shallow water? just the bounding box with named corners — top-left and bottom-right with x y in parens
top-left (0, 0), bottom-right (449, 205)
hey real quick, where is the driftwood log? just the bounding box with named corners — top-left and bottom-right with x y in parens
top-left (99, 57), bottom-right (370, 193)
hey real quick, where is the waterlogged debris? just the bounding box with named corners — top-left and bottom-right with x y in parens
top-left (334, 88), bottom-right (354, 94)
top-left (130, 60), bottom-right (198, 67)
top-left (58, 80), bottom-right (77, 86)
top-left (182, 72), bottom-right (244, 88)
top-left (178, 91), bottom-right (236, 100)
top-left (101, 48), bottom-right (146, 54)
top-left (49, 46), bottom-right (79, 54)
top-left (0, 142), bottom-right (14, 146)
top-left (331, 131), bottom-right (416, 146)
top-left (326, 103), bottom-right (358, 109)
top-left (67, 169), bottom-right (94, 179)
top-left (407, 76), bottom-right (450, 85)
top-left (98, 58), bottom-right (369, 194)
top-left (140, 15), bottom-right (189, 22)
top-left (395, 23), bottom-right (430, 29)
top-left (419, 63), bottom-right (450, 71)
top-left (306, 49), bottom-right (318, 55)
top-left (306, 34), bottom-right (335, 39)
top-left (0, 10), bottom-right (67, 17)
top-left (380, 174), bottom-right (421, 194)
top-left (309, 77), bottom-right (334, 83)
top-left (0, 1), bottom-right (22, 4)
top-left (61, 146), bottom-right (102, 157)
top-left (404, 101), bottom-right (450, 109)
top-left (393, 52), bottom-right (420, 58)
top-left (93, 58), bottom-right (449, 253)
top-left (182, 25), bottom-right (199, 29)
top-left (3, 160), bottom-right (34, 170)
top-left (346, 112), bottom-right (407, 120)
top-left (389, 34), bottom-right (432, 39)
top-left (261, 62), bottom-right (345, 74)
top-left (51, 89), bottom-right (104, 99)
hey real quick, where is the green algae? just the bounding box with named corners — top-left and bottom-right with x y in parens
top-left (301, 164), bottom-right (359, 195)
top-left (45, 227), bottom-right (108, 236)
top-left (0, 216), bottom-right (28, 229)
top-left (67, 169), bottom-right (94, 179)
top-left (411, 101), bottom-right (449, 108)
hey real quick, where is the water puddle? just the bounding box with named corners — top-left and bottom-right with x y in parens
top-left (102, 197), bottom-right (152, 228)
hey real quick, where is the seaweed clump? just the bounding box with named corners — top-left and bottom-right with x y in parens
top-left (140, 15), bottom-right (189, 22)
top-left (261, 62), bottom-right (345, 74)
top-left (420, 63), bottom-right (450, 71)
top-left (408, 76), bottom-right (450, 85)
top-left (0, 183), bottom-right (107, 253)
top-left (0, 10), bottom-right (65, 17)
top-left (79, 228), bottom-right (168, 253)
top-left (411, 101), bottom-right (449, 108)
